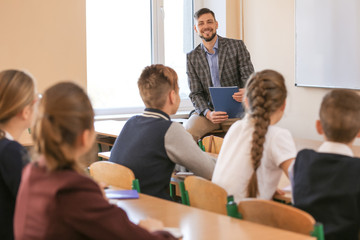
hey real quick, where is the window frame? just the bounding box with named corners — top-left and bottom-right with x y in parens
top-left (87, 0), bottom-right (195, 116)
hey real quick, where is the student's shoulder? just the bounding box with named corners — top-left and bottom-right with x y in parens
top-left (296, 149), bottom-right (360, 167)
top-left (268, 125), bottom-right (294, 139)
top-left (36, 168), bottom-right (101, 194)
top-left (296, 149), bottom-right (317, 160)
top-left (0, 138), bottom-right (23, 152)
top-left (168, 121), bottom-right (187, 134)
top-left (0, 138), bottom-right (26, 163)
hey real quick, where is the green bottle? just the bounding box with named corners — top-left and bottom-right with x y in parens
top-left (226, 195), bottom-right (242, 219)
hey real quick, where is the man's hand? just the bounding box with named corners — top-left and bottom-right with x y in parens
top-left (206, 110), bottom-right (228, 124)
top-left (232, 88), bottom-right (245, 102)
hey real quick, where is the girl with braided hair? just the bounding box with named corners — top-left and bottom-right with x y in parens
top-left (212, 69), bottom-right (296, 203)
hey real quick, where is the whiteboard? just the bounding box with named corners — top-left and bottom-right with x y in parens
top-left (295, 0), bottom-right (360, 89)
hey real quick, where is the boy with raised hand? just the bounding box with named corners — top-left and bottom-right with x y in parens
top-left (109, 64), bottom-right (215, 200)
top-left (292, 89), bottom-right (360, 240)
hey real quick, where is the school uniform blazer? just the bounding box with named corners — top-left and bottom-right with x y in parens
top-left (186, 35), bottom-right (254, 114)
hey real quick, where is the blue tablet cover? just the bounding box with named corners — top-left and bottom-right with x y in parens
top-left (105, 189), bottom-right (139, 199)
top-left (209, 86), bottom-right (244, 118)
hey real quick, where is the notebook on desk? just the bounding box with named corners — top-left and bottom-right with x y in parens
top-left (105, 189), bottom-right (139, 199)
top-left (209, 86), bottom-right (244, 118)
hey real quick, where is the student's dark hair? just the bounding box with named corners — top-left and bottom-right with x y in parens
top-left (194, 8), bottom-right (216, 21)
top-left (320, 89), bottom-right (360, 143)
top-left (138, 64), bottom-right (178, 109)
top-left (245, 70), bottom-right (287, 198)
top-left (0, 69), bottom-right (35, 138)
top-left (33, 82), bottom-right (94, 172)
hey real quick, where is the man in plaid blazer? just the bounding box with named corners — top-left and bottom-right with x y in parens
top-left (185, 8), bottom-right (254, 141)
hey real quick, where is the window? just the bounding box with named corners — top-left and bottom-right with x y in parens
top-left (86, 0), bottom-right (194, 115)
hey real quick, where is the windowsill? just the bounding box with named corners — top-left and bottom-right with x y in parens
top-left (95, 110), bottom-right (190, 121)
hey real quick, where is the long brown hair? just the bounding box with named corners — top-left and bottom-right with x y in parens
top-left (0, 70), bottom-right (35, 138)
top-left (33, 82), bottom-right (94, 172)
top-left (245, 70), bottom-right (287, 197)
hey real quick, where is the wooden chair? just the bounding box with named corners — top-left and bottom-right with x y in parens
top-left (183, 176), bottom-right (228, 215)
top-left (200, 135), bottom-right (223, 154)
top-left (89, 161), bottom-right (140, 192)
top-left (237, 199), bottom-right (324, 239)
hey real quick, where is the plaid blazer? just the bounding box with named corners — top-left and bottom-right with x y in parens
top-left (186, 36), bottom-right (254, 114)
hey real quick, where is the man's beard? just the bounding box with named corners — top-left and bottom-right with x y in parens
top-left (200, 32), bottom-right (217, 42)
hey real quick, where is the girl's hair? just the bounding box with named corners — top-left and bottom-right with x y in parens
top-left (245, 69), bottom-right (287, 197)
top-left (0, 70), bottom-right (35, 138)
top-left (33, 82), bottom-right (94, 172)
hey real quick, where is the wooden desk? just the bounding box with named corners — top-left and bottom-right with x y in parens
top-left (113, 193), bottom-right (315, 240)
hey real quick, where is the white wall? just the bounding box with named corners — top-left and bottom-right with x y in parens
top-left (243, 0), bottom-right (360, 145)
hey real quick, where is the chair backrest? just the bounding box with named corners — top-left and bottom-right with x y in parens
top-left (184, 176), bottom-right (228, 215)
top-left (201, 135), bottom-right (223, 154)
top-left (89, 161), bottom-right (135, 190)
top-left (237, 199), bottom-right (316, 235)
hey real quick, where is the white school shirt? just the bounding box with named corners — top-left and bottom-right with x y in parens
top-left (4, 131), bottom-right (14, 140)
top-left (317, 141), bottom-right (354, 157)
top-left (212, 116), bottom-right (296, 203)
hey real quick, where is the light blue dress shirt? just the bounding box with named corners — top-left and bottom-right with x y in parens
top-left (201, 38), bottom-right (220, 116)
top-left (202, 38), bottom-right (220, 87)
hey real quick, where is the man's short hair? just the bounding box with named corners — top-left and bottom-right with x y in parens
top-left (194, 8), bottom-right (216, 21)
top-left (320, 89), bottom-right (360, 143)
top-left (138, 64), bottom-right (178, 109)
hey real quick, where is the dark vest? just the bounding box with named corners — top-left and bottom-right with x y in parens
top-left (109, 109), bottom-right (174, 200)
top-left (293, 149), bottom-right (360, 240)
